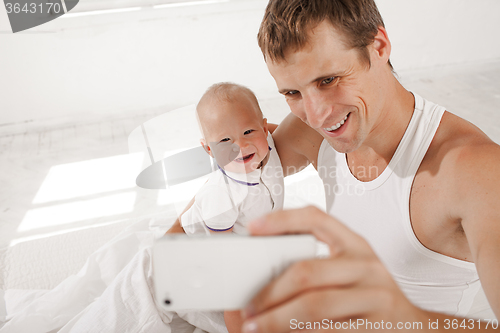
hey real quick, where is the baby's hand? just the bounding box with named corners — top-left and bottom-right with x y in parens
top-left (224, 310), bottom-right (244, 333)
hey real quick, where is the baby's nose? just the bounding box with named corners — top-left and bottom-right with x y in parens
top-left (238, 138), bottom-right (251, 148)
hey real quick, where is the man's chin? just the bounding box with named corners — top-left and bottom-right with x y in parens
top-left (324, 137), bottom-right (361, 154)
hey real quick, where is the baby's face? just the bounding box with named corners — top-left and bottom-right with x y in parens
top-left (200, 96), bottom-right (269, 174)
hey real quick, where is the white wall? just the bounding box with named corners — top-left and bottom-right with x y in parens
top-left (378, 0), bottom-right (500, 71)
top-left (1, 0), bottom-right (499, 128)
top-left (0, 0), bottom-right (275, 128)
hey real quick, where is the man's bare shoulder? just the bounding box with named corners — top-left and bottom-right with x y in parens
top-left (426, 111), bottom-right (500, 210)
top-left (272, 113), bottom-right (324, 176)
top-left (428, 111), bottom-right (499, 170)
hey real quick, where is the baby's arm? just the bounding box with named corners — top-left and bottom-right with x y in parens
top-left (165, 197), bottom-right (195, 234)
top-left (224, 310), bottom-right (244, 333)
top-left (165, 218), bottom-right (186, 234)
top-left (167, 186), bottom-right (237, 235)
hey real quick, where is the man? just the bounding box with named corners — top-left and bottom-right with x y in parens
top-left (238, 0), bottom-right (499, 332)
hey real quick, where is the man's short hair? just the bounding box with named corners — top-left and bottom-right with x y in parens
top-left (257, 0), bottom-right (389, 68)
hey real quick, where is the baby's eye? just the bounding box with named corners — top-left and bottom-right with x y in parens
top-left (244, 129), bottom-right (254, 135)
top-left (220, 138), bottom-right (230, 142)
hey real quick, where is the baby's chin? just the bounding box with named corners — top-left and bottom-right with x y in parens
top-left (225, 158), bottom-right (263, 174)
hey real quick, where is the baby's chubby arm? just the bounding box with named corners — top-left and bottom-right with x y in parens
top-left (165, 197), bottom-right (194, 234)
top-left (225, 310), bottom-right (244, 333)
top-left (165, 200), bottom-right (235, 234)
top-left (165, 218), bottom-right (186, 234)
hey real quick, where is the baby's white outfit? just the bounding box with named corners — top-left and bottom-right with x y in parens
top-left (182, 133), bottom-right (284, 235)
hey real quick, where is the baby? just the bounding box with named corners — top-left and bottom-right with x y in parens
top-left (174, 82), bottom-right (284, 333)
top-left (180, 82), bottom-right (284, 235)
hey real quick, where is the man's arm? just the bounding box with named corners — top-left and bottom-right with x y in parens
top-left (272, 113), bottom-right (324, 176)
top-left (267, 123), bottom-right (278, 134)
top-left (455, 142), bottom-right (500, 316)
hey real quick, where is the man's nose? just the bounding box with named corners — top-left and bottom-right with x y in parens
top-left (302, 91), bottom-right (329, 128)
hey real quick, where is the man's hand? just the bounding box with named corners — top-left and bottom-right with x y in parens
top-left (240, 206), bottom-right (495, 333)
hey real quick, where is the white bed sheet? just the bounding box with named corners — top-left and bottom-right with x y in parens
top-left (0, 167), bottom-right (325, 332)
top-left (0, 216), bottom-right (227, 333)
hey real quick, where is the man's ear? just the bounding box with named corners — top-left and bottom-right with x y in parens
top-left (262, 118), bottom-right (269, 136)
top-left (200, 139), bottom-right (213, 157)
top-left (370, 26), bottom-right (391, 67)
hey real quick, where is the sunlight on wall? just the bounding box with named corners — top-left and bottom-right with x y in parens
top-left (18, 192), bottom-right (137, 232)
top-left (33, 153), bottom-right (144, 204)
top-left (17, 153), bottom-right (147, 233)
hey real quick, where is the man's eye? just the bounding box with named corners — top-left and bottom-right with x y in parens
top-left (322, 77), bottom-right (336, 85)
top-left (220, 138), bottom-right (230, 142)
top-left (244, 130), bottom-right (254, 135)
top-left (285, 90), bottom-right (300, 96)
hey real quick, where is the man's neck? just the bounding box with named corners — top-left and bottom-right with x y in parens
top-left (347, 80), bottom-right (415, 181)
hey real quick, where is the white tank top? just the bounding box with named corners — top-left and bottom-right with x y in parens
top-left (317, 93), bottom-right (495, 319)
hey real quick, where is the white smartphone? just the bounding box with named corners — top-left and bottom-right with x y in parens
top-left (153, 234), bottom-right (318, 311)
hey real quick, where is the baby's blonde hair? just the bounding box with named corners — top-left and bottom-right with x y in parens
top-left (197, 82), bottom-right (263, 118)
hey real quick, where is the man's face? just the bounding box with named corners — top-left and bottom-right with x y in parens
top-left (266, 21), bottom-right (387, 154)
top-left (200, 93), bottom-right (269, 174)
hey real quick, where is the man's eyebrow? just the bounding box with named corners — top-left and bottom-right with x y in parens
top-left (278, 72), bottom-right (343, 94)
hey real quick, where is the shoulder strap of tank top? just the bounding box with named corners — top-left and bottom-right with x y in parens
top-left (404, 93), bottom-right (446, 178)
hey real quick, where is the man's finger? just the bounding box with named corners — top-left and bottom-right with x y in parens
top-left (242, 288), bottom-right (384, 333)
top-left (248, 206), bottom-right (372, 256)
top-left (243, 257), bottom-right (380, 320)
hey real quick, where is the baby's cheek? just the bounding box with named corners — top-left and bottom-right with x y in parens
top-left (259, 138), bottom-right (270, 155)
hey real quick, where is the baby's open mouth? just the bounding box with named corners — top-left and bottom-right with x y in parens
top-left (235, 153), bottom-right (255, 163)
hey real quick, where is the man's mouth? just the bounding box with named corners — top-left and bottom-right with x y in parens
top-left (235, 153), bottom-right (255, 163)
top-left (324, 113), bottom-right (350, 132)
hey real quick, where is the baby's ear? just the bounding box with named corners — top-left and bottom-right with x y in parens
top-left (262, 118), bottom-right (268, 135)
top-left (200, 139), bottom-right (213, 157)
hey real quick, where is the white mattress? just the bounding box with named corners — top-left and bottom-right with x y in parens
top-left (0, 166), bottom-right (325, 332)
top-left (3, 221), bottom-right (131, 291)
